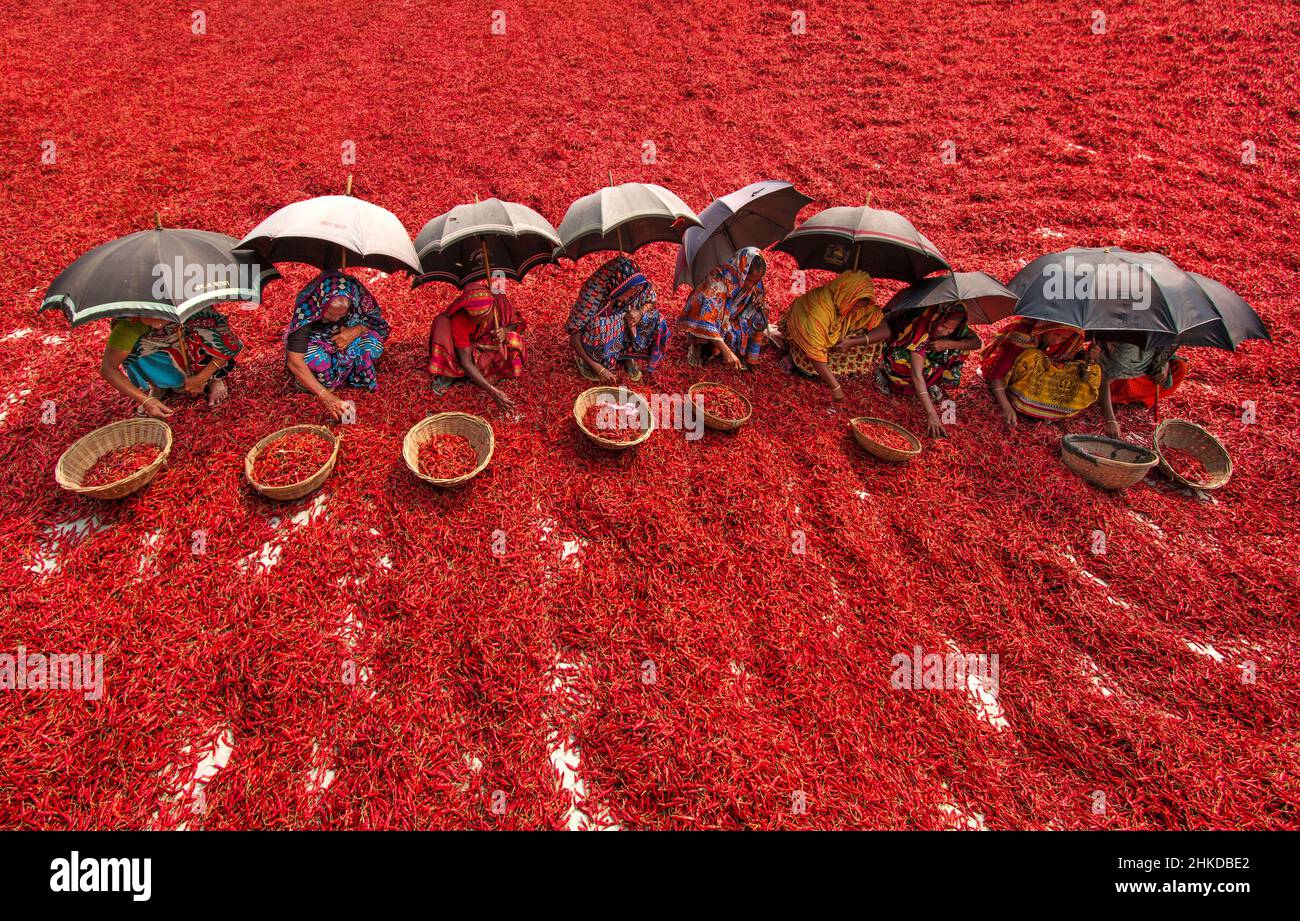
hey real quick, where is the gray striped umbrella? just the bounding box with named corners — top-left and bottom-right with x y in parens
top-left (774, 205), bottom-right (950, 281)
top-left (556, 182), bottom-right (700, 260)
top-left (413, 198), bottom-right (560, 288)
top-left (884, 271), bottom-right (1019, 325)
top-left (237, 194), bottom-right (421, 275)
top-left (673, 180), bottom-right (813, 289)
top-left (41, 228), bottom-right (278, 328)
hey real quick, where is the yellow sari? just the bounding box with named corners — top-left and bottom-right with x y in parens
top-left (781, 271), bottom-right (882, 366)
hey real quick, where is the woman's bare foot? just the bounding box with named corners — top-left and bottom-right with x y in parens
top-left (206, 378), bottom-right (229, 407)
top-left (686, 341), bottom-right (702, 367)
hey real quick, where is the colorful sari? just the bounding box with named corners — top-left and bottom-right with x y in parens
top-left (110, 308), bottom-right (242, 391)
top-left (1100, 342), bottom-right (1188, 407)
top-left (680, 247), bottom-right (768, 364)
top-left (982, 320), bottom-right (1099, 420)
top-left (879, 303), bottom-right (972, 395)
top-left (428, 281), bottom-right (526, 387)
top-left (287, 271), bottom-right (390, 391)
top-left (781, 270), bottom-right (882, 376)
top-left (980, 318), bottom-right (1083, 381)
top-left (566, 255), bottom-right (670, 373)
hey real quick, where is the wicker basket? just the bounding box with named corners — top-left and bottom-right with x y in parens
top-left (849, 417), bottom-right (922, 463)
top-left (245, 425), bottom-right (341, 501)
top-left (403, 412), bottom-right (494, 487)
top-left (689, 381), bottom-right (753, 432)
top-left (573, 386), bottom-right (654, 451)
top-left (55, 418), bottom-right (173, 500)
top-left (1059, 434), bottom-right (1158, 491)
top-left (1154, 419), bottom-right (1232, 490)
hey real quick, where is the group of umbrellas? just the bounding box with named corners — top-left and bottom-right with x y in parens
top-left (41, 176), bottom-right (1270, 359)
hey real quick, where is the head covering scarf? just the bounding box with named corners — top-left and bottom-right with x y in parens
top-left (780, 270), bottom-right (881, 364)
top-left (680, 247), bottom-right (768, 342)
top-left (980, 318), bottom-right (1082, 382)
top-left (880, 301), bottom-right (971, 393)
top-left (442, 280), bottom-right (496, 320)
top-left (288, 271), bottom-right (390, 343)
top-left (566, 255), bottom-right (658, 332)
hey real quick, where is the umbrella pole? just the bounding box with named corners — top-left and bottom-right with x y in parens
top-left (341, 174), bottom-right (353, 272)
top-left (177, 322), bottom-right (190, 378)
top-left (481, 238), bottom-right (499, 332)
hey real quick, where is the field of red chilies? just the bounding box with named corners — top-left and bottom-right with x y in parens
top-left (1, 0), bottom-right (1296, 830)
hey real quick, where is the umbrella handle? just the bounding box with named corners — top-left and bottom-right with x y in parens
top-left (480, 238), bottom-right (498, 331)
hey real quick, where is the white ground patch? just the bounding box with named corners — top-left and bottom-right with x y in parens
top-left (937, 782), bottom-right (988, 830)
top-left (545, 654), bottom-right (618, 831)
top-left (28, 516), bottom-right (111, 576)
top-left (236, 494), bottom-right (329, 573)
top-left (1058, 549), bottom-right (1133, 610)
top-left (945, 639), bottom-right (1009, 731)
top-left (1185, 641), bottom-right (1225, 664)
top-left (155, 727), bottom-right (235, 829)
top-left (0, 387), bottom-right (33, 426)
top-left (1079, 655), bottom-right (1116, 698)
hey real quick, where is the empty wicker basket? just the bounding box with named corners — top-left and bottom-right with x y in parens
top-left (573, 386), bottom-right (654, 450)
top-left (55, 418), bottom-right (173, 500)
top-left (245, 424), bottom-right (341, 501)
top-left (403, 412), bottom-right (494, 487)
top-left (1059, 434), bottom-right (1158, 491)
top-left (1154, 419), bottom-right (1232, 490)
top-left (849, 416), bottom-right (922, 463)
top-left (689, 381), bottom-right (753, 432)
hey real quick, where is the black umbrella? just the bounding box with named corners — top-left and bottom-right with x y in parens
top-left (1008, 248), bottom-right (1270, 349)
top-left (773, 204), bottom-right (950, 282)
top-left (1179, 272), bottom-right (1272, 349)
top-left (672, 180), bottom-right (813, 288)
top-left (412, 198), bottom-right (560, 289)
top-left (41, 226), bottom-right (278, 328)
top-left (884, 271), bottom-right (1018, 325)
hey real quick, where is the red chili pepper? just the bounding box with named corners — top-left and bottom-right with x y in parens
top-left (416, 434), bottom-right (477, 478)
top-left (81, 445), bottom-right (160, 488)
top-left (250, 432), bottom-right (333, 486)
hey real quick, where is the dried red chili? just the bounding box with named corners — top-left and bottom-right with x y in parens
top-left (251, 432), bottom-right (334, 486)
top-left (417, 434), bottom-right (478, 478)
top-left (1160, 447), bottom-right (1209, 483)
top-left (694, 384), bottom-right (747, 421)
top-left (852, 421), bottom-right (914, 452)
top-left (582, 403), bottom-right (642, 443)
top-left (81, 444), bottom-right (160, 487)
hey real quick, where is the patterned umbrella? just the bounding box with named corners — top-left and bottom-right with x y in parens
top-left (412, 198), bottom-right (559, 288)
top-left (673, 180), bottom-right (813, 289)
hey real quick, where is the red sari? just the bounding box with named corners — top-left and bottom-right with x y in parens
top-left (427, 282), bottom-right (526, 383)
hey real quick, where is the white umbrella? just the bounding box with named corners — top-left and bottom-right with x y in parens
top-left (238, 182), bottom-right (420, 275)
top-left (556, 181), bottom-right (700, 261)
